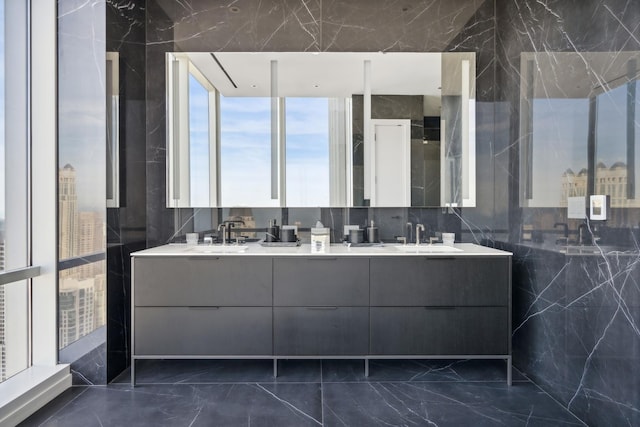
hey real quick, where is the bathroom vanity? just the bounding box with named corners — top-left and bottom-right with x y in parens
top-left (131, 243), bottom-right (512, 385)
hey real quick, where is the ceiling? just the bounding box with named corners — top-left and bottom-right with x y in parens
top-left (183, 52), bottom-right (445, 98)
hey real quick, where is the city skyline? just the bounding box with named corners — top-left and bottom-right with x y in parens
top-left (57, 163), bottom-right (105, 349)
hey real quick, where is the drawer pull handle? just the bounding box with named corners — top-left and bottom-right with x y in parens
top-left (424, 257), bottom-right (455, 261)
top-left (424, 306), bottom-right (456, 310)
top-left (189, 306), bottom-right (220, 310)
top-left (306, 258), bottom-right (338, 261)
top-left (187, 257), bottom-right (220, 261)
top-left (306, 306), bottom-right (338, 310)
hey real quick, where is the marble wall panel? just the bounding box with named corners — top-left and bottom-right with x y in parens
top-left (321, 0), bottom-right (482, 52)
top-left (105, 0), bottom-right (147, 383)
top-left (496, 241), bottom-right (640, 426)
top-left (495, 0), bottom-right (640, 422)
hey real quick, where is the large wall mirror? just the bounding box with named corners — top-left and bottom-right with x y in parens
top-left (519, 51), bottom-right (640, 220)
top-left (166, 52), bottom-right (476, 208)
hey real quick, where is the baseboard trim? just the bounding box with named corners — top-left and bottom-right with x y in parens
top-left (0, 365), bottom-right (71, 427)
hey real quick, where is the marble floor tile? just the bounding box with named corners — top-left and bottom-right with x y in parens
top-left (113, 359), bottom-right (321, 384)
top-left (17, 387), bottom-right (89, 426)
top-left (322, 359), bottom-right (526, 383)
top-left (21, 360), bottom-right (585, 426)
top-left (20, 383), bottom-right (322, 427)
top-left (322, 382), bottom-right (585, 426)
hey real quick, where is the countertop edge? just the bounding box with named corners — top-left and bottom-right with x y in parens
top-left (131, 243), bottom-right (513, 257)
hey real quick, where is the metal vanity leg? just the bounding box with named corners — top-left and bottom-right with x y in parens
top-left (364, 359), bottom-right (369, 377)
top-left (507, 356), bottom-right (512, 386)
top-left (273, 359), bottom-right (278, 378)
top-left (131, 359), bottom-right (136, 387)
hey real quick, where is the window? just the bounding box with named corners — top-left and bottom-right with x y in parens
top-left (0, 0), bottom-right (31, 384)
top-left (219, 96), bottom-right (276, 206)
top-left (166, 54), bottom-right (352, 208)
top-left (57, 0), bottom-right (107, 352)
top-left (188, 72), bottom-right (212, 207)
top-left (595, 80), bottom-right (640, 207)
top-left (285, 98), bottom-right (330, 206)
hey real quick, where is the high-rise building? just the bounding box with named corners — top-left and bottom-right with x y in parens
top-left (59, 277), bottom-right (96, 349)
top-left (57, 165), bottom-right (106, 349)
top-left (77, 211), bottom-right (105, 279)
top-left (59, 164), bottom-right (78, 260)
top-left (561, 162), bottom-right (640, 208)
top-left (92, 273), bottom-right (106, 330)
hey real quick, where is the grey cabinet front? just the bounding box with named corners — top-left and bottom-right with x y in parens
top-left (370, 257), bottom-right (509, 306)
top-left (135, 307), bottom-right (272, 355)
top-left (273, 258), bottom-right (369, 306)
top-left (134, 256), bottom-right (272, 306)
top-left (274, 307), bottom-right (369, 355)
top-left (370, 307), bottom-right (509, 355)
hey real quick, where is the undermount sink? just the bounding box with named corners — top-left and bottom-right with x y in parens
top-left (393, 244), bottom-right (463, 253)
top-left (188, 245), bottom-right (249, 253)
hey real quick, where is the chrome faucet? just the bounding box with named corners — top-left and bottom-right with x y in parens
top-left (218, 219), bottom-right (245, 244)
top-left (415, 224), bottom-right (425, 246)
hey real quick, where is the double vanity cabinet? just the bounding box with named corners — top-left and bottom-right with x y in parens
top-left (131, 243), bottom-right (512, 385)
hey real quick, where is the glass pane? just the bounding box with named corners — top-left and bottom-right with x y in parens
top-left (285, 98), bottom-right (330, 206)
top-left (59, 261), bottom-right (106, 350)
top-left (219, 96), bottom-right (276, 206)
top-left (1, 281), bottom-right (28, 381)
top-left (532, 98), bottom-right (589, 207)
top-left (0, 2), bottom-right (4, 240)
top-left (0, 0), bottom-right (30, 383)
top-left (595, 82), bottom-right (640, 207)
top-left (188, 73), bottom-right (211, 206)
top-left (58, 0), bottom-right (106, 354)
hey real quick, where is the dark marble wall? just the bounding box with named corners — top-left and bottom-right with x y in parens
top-left (495, 242), bottom-right (640, 427)
top-left (105, 1), bottom-right (147, 382)
top-left (495, 0), bottom-right (640, 425)
top-left (144, 0), bottom-right (497, 247)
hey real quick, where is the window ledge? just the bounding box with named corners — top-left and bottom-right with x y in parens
top-left (0, 364), bottom-right (71, 426)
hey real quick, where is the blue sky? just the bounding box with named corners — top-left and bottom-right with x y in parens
top-left (188, 74), bottom-right (330, 207)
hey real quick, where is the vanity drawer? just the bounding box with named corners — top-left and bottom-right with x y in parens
top-left (370, 257), bottom-right (509, 306)
top-left (134, 256), bottom-right (272, 306)
top-left (134, 307), bottom-right (272, 355)
top-left (273, 307), bottom-right (369, 355)
top-left (273, 258), bottom-right (369, 306)
top-left (370, 307), bottom-right (509, 355)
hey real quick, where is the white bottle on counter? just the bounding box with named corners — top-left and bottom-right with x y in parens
top-left (310, 222), bottom-right (330, 253)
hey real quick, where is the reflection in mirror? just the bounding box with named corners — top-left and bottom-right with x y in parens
top-left (519, 52), bottom-right (640, 219)
top-left (219, 96), bottom-right (273, 206)
top-left (166, 52), bottom-right (476, 208)
top-left (106, 52), bottom-right (119, 207)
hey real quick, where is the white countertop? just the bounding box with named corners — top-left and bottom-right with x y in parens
top-left (132, 242), bottom-right (512, 257)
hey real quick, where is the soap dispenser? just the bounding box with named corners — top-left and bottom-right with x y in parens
top-left (366, 220), bottom-right (379, 244)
